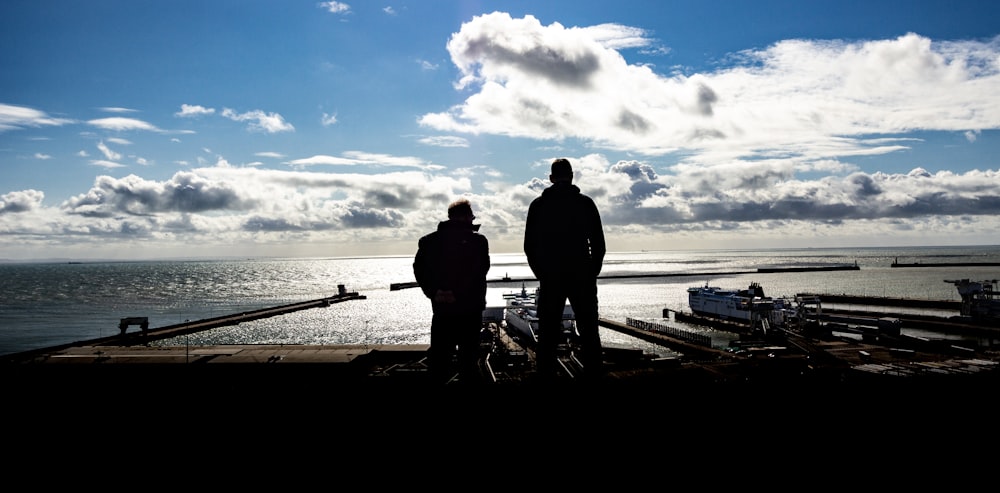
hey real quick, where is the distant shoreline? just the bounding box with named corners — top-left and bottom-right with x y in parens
top-left (3, 244), bottom-right (999, 265)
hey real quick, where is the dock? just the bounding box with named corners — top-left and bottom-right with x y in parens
top-left (891, 261), bottom-right (1000, 268)
top-left (391, 264), bottom-right (862, 290)
top-left (797, 292), bottom-right (959, 310)
top-left (4, 284), bottom-right (1000, 417)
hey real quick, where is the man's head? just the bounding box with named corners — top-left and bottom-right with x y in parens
top-left (550, 158), bottom-right (573, 183)
top-left (447, 198), bottom-right (475, 222)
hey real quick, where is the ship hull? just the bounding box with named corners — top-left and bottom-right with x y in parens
top-left (687, 283), bottom-right (793, 329)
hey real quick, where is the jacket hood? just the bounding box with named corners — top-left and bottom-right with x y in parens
top-left (542, 182), bottom-right (580, 198)
top-left (437, 219), bottom-right (481, 232)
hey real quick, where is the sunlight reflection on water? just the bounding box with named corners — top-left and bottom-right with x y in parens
top-left (3, 246), bottom-right (999, 356)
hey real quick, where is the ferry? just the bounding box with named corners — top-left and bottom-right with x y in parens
top-left (687, 281), bottom-right (796, 330)
top-left (502, 284), bottom-right (575, 346)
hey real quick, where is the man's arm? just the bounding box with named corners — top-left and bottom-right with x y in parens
top-left (588, 198), bottom-right (606, 277)
top-left (412, 236), bottom-right (437, 299)
top-left (523, 202), bottom-right (540, 276)
top-left (480, 236), bottom-right (491, 278)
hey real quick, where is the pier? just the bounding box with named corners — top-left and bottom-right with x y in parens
top-left (4, 283), bottom-right (1000, 407)
top-left (890, 257), bottom-right (1000, 268)
top-left (390, 264), bottom-right (862, 291)
top-left (797, 293), bottom-right (959, 310)
top-left (0, 286), bottom-right (367, 362)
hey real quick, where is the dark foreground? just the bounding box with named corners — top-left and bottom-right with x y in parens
top-left (5, 339), bottom-right (999, 416)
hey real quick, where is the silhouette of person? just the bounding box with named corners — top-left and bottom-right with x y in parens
top-left (524, 158), bottom-right (606, 381)
top-left (413, 198), bottom-right (491, 384)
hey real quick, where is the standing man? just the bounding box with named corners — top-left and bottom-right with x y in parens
top-left (414, 198), bottom-right (491, 384)
top-left (524, 158), bottom-right (607, 381)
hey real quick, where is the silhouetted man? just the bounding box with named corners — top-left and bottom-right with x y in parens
top-left (524, 158), bottom-right (606, 381)
top-left (414, 198), bottom-right (491, 384)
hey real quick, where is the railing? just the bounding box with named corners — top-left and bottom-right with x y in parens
top-left (625, 317), bottom-right (711, 347)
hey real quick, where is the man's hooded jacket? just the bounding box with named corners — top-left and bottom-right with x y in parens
top-left (524, 182), bottom-right (606, 280)
top-left (413, 219), bottom-right (490, 313)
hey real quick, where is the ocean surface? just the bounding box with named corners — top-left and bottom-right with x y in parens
top-left (2, 245), bottom-right (1000, 357)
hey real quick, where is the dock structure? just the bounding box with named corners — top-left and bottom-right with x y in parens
top-left (0, 285), bottom-right (367, 363)
top-left (391, 265), bottom-right (864, 290)
top-left (891, 257), bottom-right (1000, 268)
top-left (107, 288), bottom-right (366, 344)
top-left (4, 284), bottom-right (1000, 404)
top-left (798, 292), bottom-right (958, 310)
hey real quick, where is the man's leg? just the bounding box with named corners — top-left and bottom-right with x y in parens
top-left (429, 313), bottom-right (457, 383)
top-left (568, 281), bottom-right (603, 379)
top-left (456, 311), bottom-right (484, 384)
top-left (535, 281), bottom-right (568, 379)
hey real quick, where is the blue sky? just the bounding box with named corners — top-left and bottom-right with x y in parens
top-left (2, 0), bottom-right (999, 260)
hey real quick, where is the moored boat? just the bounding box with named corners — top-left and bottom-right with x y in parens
top-left (946, 278), bottom-right (1000, 319)
top-left (501, 283), bottom-right (575, 346)
top-left (687, 281), bottom-right (796, 330)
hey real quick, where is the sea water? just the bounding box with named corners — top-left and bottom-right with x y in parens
top-left (2, 245), bottom-right (999, 357)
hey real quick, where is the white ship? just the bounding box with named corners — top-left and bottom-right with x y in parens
top-left (502, 284), bottom-right (575, 346)
top-left (687, 281), bottom-right (795, 330)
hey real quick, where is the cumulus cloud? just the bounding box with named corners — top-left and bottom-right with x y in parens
top-left (591, 161), bottom-right (1000, 229)
top-left (62, 172), bottom-right (256, 218)
top-left (221, 108), bottom-right (294, 133)
top-left (3, 149), bottom-right (998, 256)
top-left (319, 1), bottom-right (350, 14)
top-left (2, 12), bottom-right (1000, 257)
top-left (0, 190), bottom-right (44, 213)
top-left (422, 14), bottom-right (1000, 165)
top-left (175, 104), bottom-right (216, 117)
top-left (42, 165), bottom-right (472, 243)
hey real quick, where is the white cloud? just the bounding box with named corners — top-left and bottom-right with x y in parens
top-left (319, 2), bottom-right (350, 14)
top-left (285, 151), bottom-right (445, 170)
top-left (255, 151), bottom-right (285, 158)
top-left (97, 141), bottom-right (121, 161)
top-left (221, 108), bottom-right (295, 133)
top-left (87, 117), bottom-right (161, 132)
top-left (0, 190), bottom-right (44, 213)
top-left (422, 14), bottom-right (1000, 168)
top-left (98, 107), bottom-right (138, 113)
top-left (418, 135), bottom-right (469, 148)
top-left (175, 104), bottom-right (216, 117)
top-left (89, 160), bottom-right (126, 169)
top-left (0, 103), bottom-right (73, 132)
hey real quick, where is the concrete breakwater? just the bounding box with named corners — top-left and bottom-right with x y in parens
top-left (0, 286), bottom-right (367, 363)
top-left (891, 260), bottom-right (1000, 268)
top-left (390, 264), bottom-right (861, 291)
top-left (797, 293), bottom-right (959, 310)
